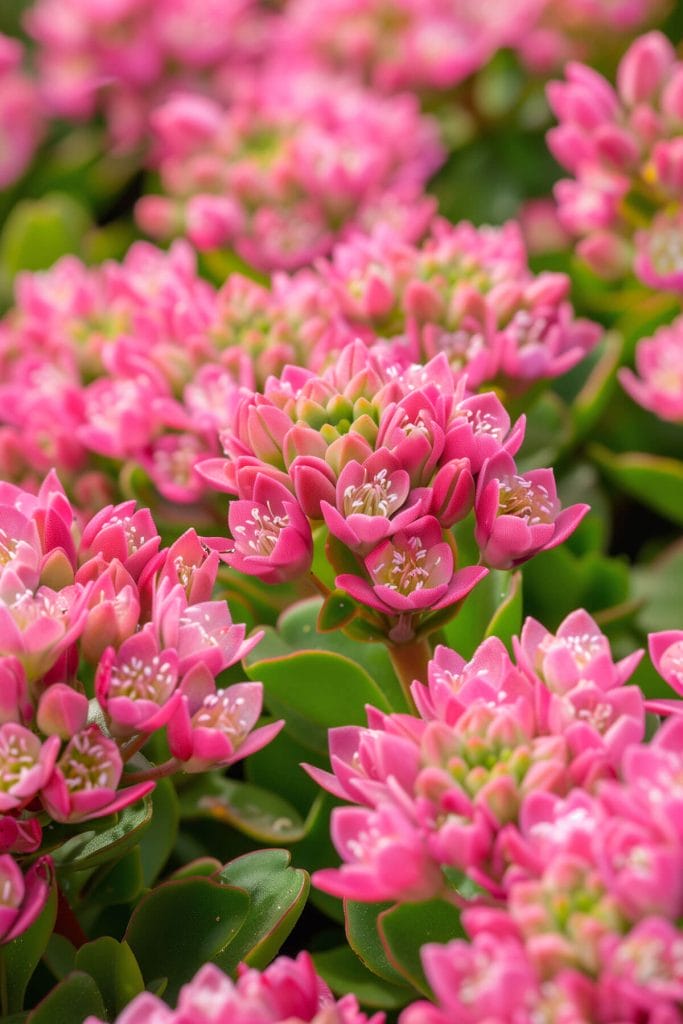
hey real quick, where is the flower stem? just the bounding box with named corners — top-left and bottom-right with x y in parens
top-left (122, 757), bottom-right (181, 784)
top-left (387, 636), bottom-right (432, 713)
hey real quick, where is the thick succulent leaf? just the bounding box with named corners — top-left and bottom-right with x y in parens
top-left (74, 938), bottom-right (144, 1020)
top-left (46, 795), bottom-right (152, 873)
top-left (216, 848), bottom-right (309, 971)
top-left (590, 445), bottom-right (683, 527)
top-left (378, 899), bottom-right (466, 996)
top-left (313, 945), bottom-right (413, 1010)
top-left (26, 972), bottom-right (105, 1024)
top-left (178, 774), bottom-right (307, 843)
top-left (4, 878), bottom-right (57, 1013)
top-left (124, 875), bottom-right (250, 1001)
top-left (344, 900), bottom-right (414, 988)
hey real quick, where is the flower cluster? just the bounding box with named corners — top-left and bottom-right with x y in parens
top-left (311, 218), bottom-right (601, 394)
top-left (518, 0), bottom-right (669, 72)
top-left (276, 0), bottom-right (540, 95)
top-left (0, 240), bottom-right (229, 507)
top-left (24, 0), bottom-right (267, 150)
top-left (0, 34), bottom-right (43, 189)
top-left (86, 953), bottom-right (382, 1024)
top-left (619, 314), bottom-right (683, 422)
top-left (200, 340), bottom-right (588, 642)
top-left (312, 612), bottom-right (683, 1022)
top-left (548, 30), bottom-right (683, 291)
top-left (136, 68), bottom-right (443, 271)
top-left (0, 472), bottom-right (278, 940)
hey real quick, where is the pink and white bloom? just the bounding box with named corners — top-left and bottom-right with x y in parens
top-left (0, 855), bottom-right (53, 945)
top-left (226, 477), bottom-right (313, 584)
top-left (0, 724), bottom-right (59, 812)
top-left (40, 725), bottom-right (154, 823)
top-left (474, 452), bottom-right (589, 570)
top-left (95, 628), bottom-right (181, 737)
top-left (167, 677), bottom-right (283, 773)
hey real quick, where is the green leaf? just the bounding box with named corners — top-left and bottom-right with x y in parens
top-left (124, 876), bottom-right (250, 1001)
top-left (216, 849), bottom-right (309, 971)
top-left (632, 539), bottom-right (683, 633)
top-left (313, 946), bottom-right (412, 1010)
top-left (317, 590), bottom-right (357, 632)
top-left (47, 795), bottom-right (153, 873)
top-left (169, 858), bottom-right (223, 880)
top-left (568, 332), bottom-right (623, 443)
top-left (26, 972), bottom-right (105, 1024)
top-left (247, 650), bottom-right (391, 754)
top-left (178, 774), bottom-right (307, 843)
top-left (0, 194), bottom-right (91, 277)
top-left (84, 848), bottom-right (144, 906)
top-left (589, 445), bottom-right (683, 527)
top-left (484, 571), bottom-right (522, 652)
top-left (378, 899), bottom-right (465, 995)
top-left (43, 934), bottom-right (76, 983)
top-left (344, 901), bottom-right (412, 988)
top-left (245, 723), bottom-right (324, 815)
top-left (3, 877), bottom-right (57, 1012)
top-left (74, 938), bottom-right (144, 1019)
top-left (138, 777), bottom-right (179, 886)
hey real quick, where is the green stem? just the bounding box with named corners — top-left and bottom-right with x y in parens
top-left (0, 948), bottom-right (7, 1018)
top-left (387, 636), bottom-right (432, 713)
top-left (122, 757), bottom-right (180, 784)
top-left (119, 733), bottom-right (147, 763)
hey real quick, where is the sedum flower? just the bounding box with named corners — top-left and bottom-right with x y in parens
top-left (40, 725), bottom-right (154, 823)
top-left (0, 855), bottom-right (53, 945)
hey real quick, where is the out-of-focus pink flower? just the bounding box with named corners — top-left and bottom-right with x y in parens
top-left (0, 35), bottom-right (43, 188)
top-left (36, 683), bottom-right (88, 740)
top-left (548, 31), bottom-right (683, 288)
top-left (0, 580), bottom-right (91, 684)
top-left (649, 630), bottom-right (683, 696)
top-left (619, 316), bottom-right (683, 423)
top-left (85, 953), bottom-right (384, 1023)
top-left (40, 725), bottom-right (154, 822)
top-left (313, 802), bottom-right (444, 902)
top-left (474, 453), bottom-right (588, 569)
top-left (0, 855), bottom-right (53, 945)
top-left (138, 70), bottom-right (443, 271)
top-left (0, 723), bottom-right (59, 812)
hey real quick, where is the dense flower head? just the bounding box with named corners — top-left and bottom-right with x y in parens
top-left (313, 219), bottom-right (601, 393)
top-left (619, 315), bottom-right (683, 423)
top-left (136, 68), bottom-right (443, 271)
top-left (277, 0), bottom-right (541, 94)
top-left (200, 340), bottom-right (586, 640)
top-left (548, 30), bottom-right (683, 290)
top-left (0, 241), bottom-right (235, 507)
top-left (0, 475), bottom-right (275, 850)
top-left (316, 616), bottom-right (683, 1023)
top-left (0, 34), bottom-right (44, 188)
top-left (24, 0), bottom-right (268, 150)
top-left (85, 953), bottom-right (383, 1024)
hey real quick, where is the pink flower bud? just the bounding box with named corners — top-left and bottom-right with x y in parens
top-left (617, 31), bottom-right (676, 106)
top-left (37, 683), bottom-right (88, 739)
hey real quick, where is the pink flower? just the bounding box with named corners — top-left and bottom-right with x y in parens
top-left (40, 725), bottom-right (154, 823)
top-left (337, 516), bottom-right (486, 636)
top-left (0, 580), bottom-right (91, 684)
top-left (313, 802), bottom-right (444, 903)
top-left (0, 36), bottom-right (43, 188)
top-left (0, 855), bottom-right (53, 945)
top-left (77, 557), bottom-right (140, 663)
top-left (95, 627), bottom-right (181, 737)
top-left (85, 952), bottom-right (383, 1023)
top-left (226, 477), bottom-right (313, 584)
top-left (167, 678), bottom-right (283, 772)
top-left (515, 609), bottom-right (643, 696)
top-left (80, 502), bottom-right (161, 581)
top-left (619, 316), bottom-right (683, 423)
top-left (36, 683), bottom-right (89, 739)
top-left (321, 449), bottom-right (426, 555)
top-left (474, 452), bottom-right (589, 570)
top-left (0, 724), bottom-right (59, 812)
top-left (649, 630), bottom-right (683, 696)
top-left (634, 212), bottom-right (683, 293)
top-left (400, 934), bottom-right (541, 1024)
